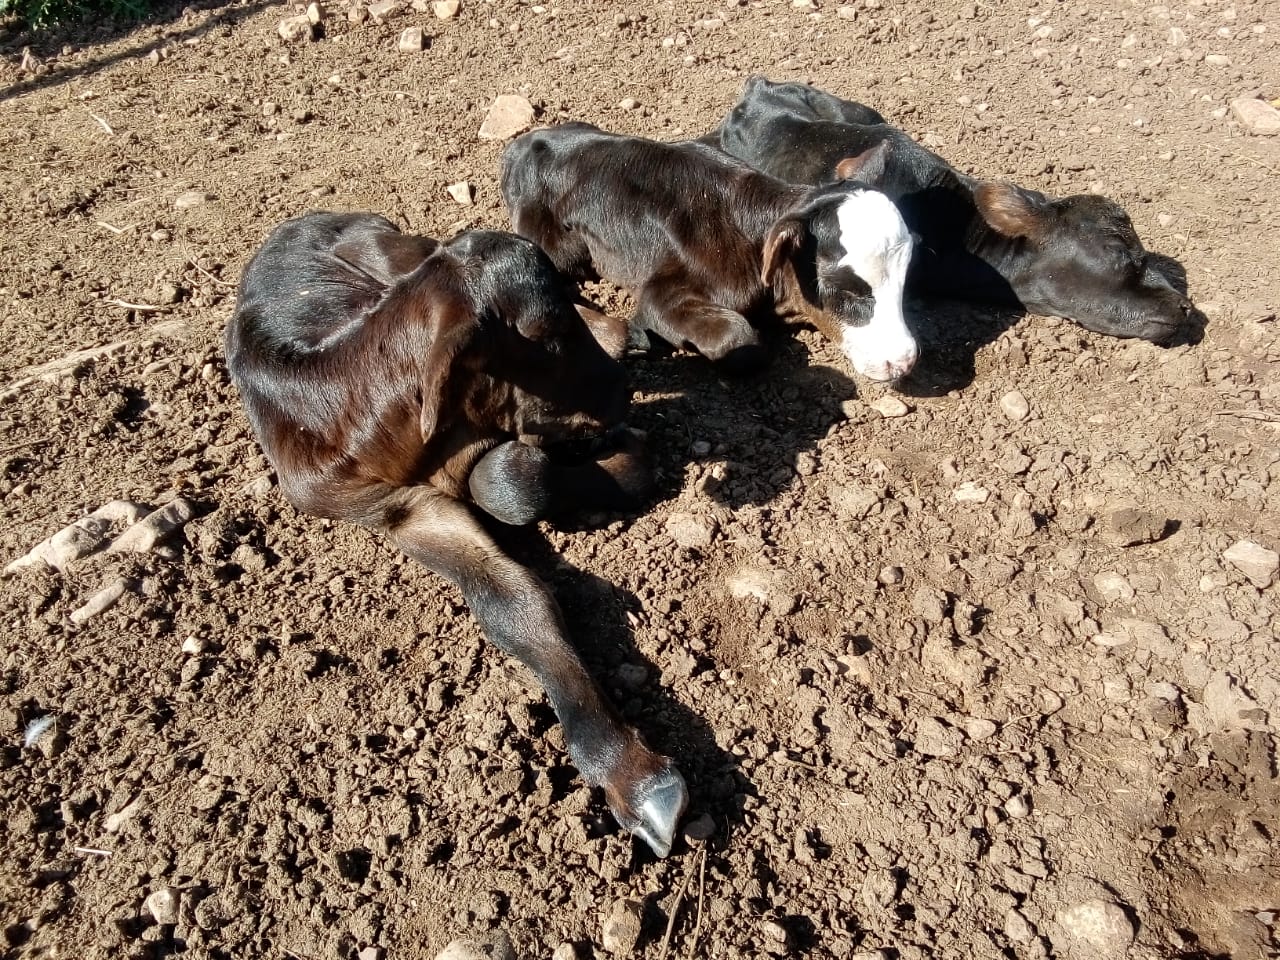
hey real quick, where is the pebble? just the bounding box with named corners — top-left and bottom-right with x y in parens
top-left (277, 14), bottom-right (315, 41)
top-left (915, 716), bottom-right (963, 757)
top-left (1101, 506), bottom-right (1166, 547)
top-left (479, 95), bottom-right (536, 140)
top-left (1230, 97), bottom-right (1280, 135)
top-left (665, 511), bottom-right (717, 549)
top-left (398, 26), bottom-right (425, 51)
top-left (964, 717), bottom-right (999, 740)
top-left (305, 2), bottom-right (322, 22)
top-left (367, 0), bottom-right (400, 19)
top-left (358, 948), bottom-right (385, 960)
top-left (551, 946), bottom-right (580, 960)
top-left (1222, 539), bottom-right (1278, 588)
top-left (1203, 53), bottom-right (1231, 66)
top-left (1000, 389), bottom-right (1030, 421)
top-left (447, 181), bottom-right (473, 204)
top-left (877, 564), bottom-right (904, 586)
top-left (145, 887), bottom-right (181, 925)
top-left (1094, 571), bottom-right (1135, 602)
top-left (871, 395), bottom-right (910, 418)
top-left (174, 190), bottom-right (214, 209)
top-left (70, 579), bottom-right (129, 625)
top-left (953, 480), bottom-right (990, 504)
top-left (434, 941), bottom-right (487, 960)
top-left (432, 0), bottom-right (459, 17)
top-left (1004, 793), bottom-right (1031, 818)
top-left (619, 97), bottom-right (640, 110)
top-left (601, 898), bottom-right (643, 955)
top-left (181, 635), bottom-right (209, 655)
top-left (1055, 900), bottom-right (1135, 957)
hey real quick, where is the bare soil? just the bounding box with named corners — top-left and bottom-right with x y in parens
top-left (1, 1), bottom-right (1278, 958)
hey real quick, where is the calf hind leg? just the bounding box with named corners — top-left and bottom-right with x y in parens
top-left (634, 282), bottom-right (767, 375)
top-left (376, 486), bottom-right (687, 855)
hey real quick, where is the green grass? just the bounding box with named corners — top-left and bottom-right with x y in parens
top-left (1, 0), bottom-right (156, 31)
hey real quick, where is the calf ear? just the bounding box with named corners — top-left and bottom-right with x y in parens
top-left (834, 141), bottom-right (890, 184)
top-left (761, 218), bottom-right (805, 287)
top-left (332, 231), bottom-right (440, 288)
top-left (973, 182), bottom-right (1047, 240)
top-left (575, 302), bottom-right (629, 360)
top-left (418, 312), bottom-right (479, 442)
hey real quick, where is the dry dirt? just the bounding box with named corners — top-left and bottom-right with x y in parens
top-left (1, 0), bottom-right (1278, 958)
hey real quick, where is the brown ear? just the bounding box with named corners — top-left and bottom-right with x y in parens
top-left (973, 181), bottom-right (1046, 240)
top-left (761, 218), bottom-right (804, 287)
top-left (835, 141), bottom-right (890, 184)
top-left (332, 232), bottom-right (440, 288)
top-left (418, 311), bottom-right (478, 442)
top-left (575, 302), bottom-right (628, 361)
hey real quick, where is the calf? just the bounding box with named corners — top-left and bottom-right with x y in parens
top-left (501, 122), bottom-right (918, 382)
top-left (712, 76), bottom-right (1196, 345)
top-left (225, 212), bottom-right (687, 856)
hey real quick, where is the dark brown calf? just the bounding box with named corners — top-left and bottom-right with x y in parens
top-left (225, 212), bottom-right (687, 856)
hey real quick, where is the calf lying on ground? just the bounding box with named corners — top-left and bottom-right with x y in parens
top-left (225, 212), bottom-right (687, 856)
top-left (501, 122), bottom-right (918, 382)
top-left (710, 76), bottom-right (1196, 345)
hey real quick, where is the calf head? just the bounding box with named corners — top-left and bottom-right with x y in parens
top-left (762, 182), bottom-right (918, 381)
top-left (971, 184), bottom-right (1195, 344)
top-left (738, 75), bottom-right (886, 126)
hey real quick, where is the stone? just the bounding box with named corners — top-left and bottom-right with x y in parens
top-left (619, 97), bottom-right (640, 110)
top-left (953, 480), bottom-right (990, 504)
top-left (1000, 389), bottom-right (1030, 421)
top-left (665, 512), bottom-right (717, 549)
top-left (70, 579), bottom-right (129, 625)
top-left (1055, 900), bottom-right (1135, 957)
top-left (435, 940), bottom-right (487, 960)
top-left (601, 898), bottom-right (643, 954)
top-left (861, 869), bottom-right (898, 908)
top-left (367, 0), bottom-right (400, 19)
top-left (145, 887), bottom-right (181, 925)
top-left (551, 946), bottom-right (580, 960)
top-left (1005, 907), bottom-right (1036, 943)
top-left (1102, 507), bottom-right (1166, 547)
top-left (432, 0), bottom-right (459, 17)
top-left (398, 26), bottom-right (425, 51)
top-left (305, 2), bottom-right (322, 22)
top-left (446, 181), bottom-right (473, 204)
top-left (1094, 571), bottom-right (1135, 602)
top-left (726, 563), bottom-right (798, 615)
top-left (964, 717), bottom-right (999, 740)
top-left (915, 717), bottom-right (963, 757)
top-left (910, 586), bottom-right (947, 624)
top-left (1004, 794), bottom-right (1031, 818)
top-left (1230, 98), bottom-right (1280, 135)
top-left (871, 395), bottom-right (910, 418)
top-left (276, 14), bottom-right (315, 41)
top-left (877, 565), bottom-right (904, 586)
top-left (181, 635), bottom-right (209, 655)
top-left (831, 483), bottom-right (881, 521)
top-left (1203, 53), bottom-right (1231, 66)
top-left (107, 498), bottom-right (195, 554)
top-left (174, 190), bottom-right (215, 209)
top-left (1222, 539), bottom-right (1278, 588)
top-left (479, 95), bottom-right (536, 140)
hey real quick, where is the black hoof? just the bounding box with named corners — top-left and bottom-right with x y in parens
top-left (622, 766), bottom-right (689, 858)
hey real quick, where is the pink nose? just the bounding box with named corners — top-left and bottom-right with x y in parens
top-left (859, 344), bottom-right (918, 382)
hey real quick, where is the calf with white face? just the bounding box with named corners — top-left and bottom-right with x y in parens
top-left (500, 122), bottom-right (917, 382)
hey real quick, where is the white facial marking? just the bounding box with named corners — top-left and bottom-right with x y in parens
top-left (834, 192), bottom-right (918, 381)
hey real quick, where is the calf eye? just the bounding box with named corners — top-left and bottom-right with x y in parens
top-left (820, 265), bottom-right (872, 298)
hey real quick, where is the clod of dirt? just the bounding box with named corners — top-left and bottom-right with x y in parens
top-left (1230, 98), bottom-right (1280, 135)
top-left (726, 562), bottom-right (797, 615)
top-left (601, 898), bottom-right (643, 955)
top-left (1101, 507), bottom-right (1167, 547)
top-left (1190, 672), bottom-right (1268, 735)
top-left (1000, 389), bottom-right (1030, 421)
top-left (760, 919), bottom-right (790, 954)
top-left (551, 944), bottom-right (580, 960)
top-left (830, 483), bottom-right (882, 521)
top-left (478, 96), bottom-right (536, 141)
top-left (174, 190), bottom-right (215, 209)
top-left (861, 869), bottom-right (899, 909)
top-left (953, 480), bottom-right (990, 504)
top-left (1222, 539), bottom-right (1279, 588)
top-left (1004, 793), bottom-right (1031, 819)
top-left (106, 498), bottom-right (195, 554)
top-left (665, 512), bottom-right (717, 549)
top-left (1093, 571), bottom-right (1135, 603)
top-left (1005, 908), bottom-right (1037, 943)
top-left (1053, 899), bottom-right (1135, 957)
top-left (434, 940), bottom-right (488, 960)
top-left (277, 12), bottom-right (315, 40)
top-left (877, 564), bottom-right (904, 585)
top-left (871, 395), bottom-right (910, 419)
top-left (144, 887), bottom-right (181, 926)
top-left (914, 717), bottom-right (963, 757)
top-left (399, 27), bottom-right (425, 52)
top-left (367, 0), bottom-right (401, 21)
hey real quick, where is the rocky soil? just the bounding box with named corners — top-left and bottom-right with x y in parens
top-left (1, 0), bottom-right (1278, 958)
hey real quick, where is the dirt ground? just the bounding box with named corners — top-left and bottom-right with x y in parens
top-left (1, 0), bottom-right (1278, 957)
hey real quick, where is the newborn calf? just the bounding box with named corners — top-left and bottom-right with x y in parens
top-left (712, 76), bottom-right (1196, 345)
top-left (225, 211), bottom-right (687, 856)
top-left (501, 122), bottom-right (918, 382)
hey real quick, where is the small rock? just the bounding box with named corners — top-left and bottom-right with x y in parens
top-left (434, 940), bottom-right (487, 960)
top-left (877, 564), bottom-right (904, 586)
top-left (1222, 539), bottom-right (1278, 588)
top-left (305, 1), bottom-right (322, 22)
top-left (871, 395), bottom-right (910, 418)
top-left (145, 887), bottom-right (181, 926)
top-left (446, 181), bottom-right (473, 204)
top-left (830, 483), bottom-right (881, 521)
top-left (398, 26), bottom-right (425, 51)
top-left (174, 190), bottom-right (214, 209)
top-left (910, 586), bottom-right (947, 624)
top-left (619, 97), bottom-right (640, 110)
top-left (366, 0), bottom-right (400, 19)
top-left (601, 898), bottom-right (643, 955)
top-left (726, 563), bottom-right (798, 615)
top-left (1203, 53), bottom-right (1231, 66)
top-left (348, 3), bottom-right (369, 22)
top-left (1094, 571), bottom-right (1135, 602)
top-left (953, 480), bottom-right (990, 504)
top-left (432, 0), bottom-right (459, 17)
top-left (915, 716), bottom-right (963, 757)
top-left (1157, 212), bottom-right (1174, 228)
top-left (1055, 900), bottom-right (1135, 957)
top-left (276, 13), bottom-right (314, 41)
top-left (683, 812), bottom-right (716, 842)
top-left (964, 717), bottom-right (999, 740)
top-left (551, 946), bottom-right (580, 960)
top-left (1000, 389), bottom-right (1030, 421)
top-left (181, 635), bottom-right (209, 655)
top-left (760, 919), bottom-right (791, 952)
top-left (358, 948), bottom-right (384, 960)
top-left (1004, 794), bottom-right (1031, 818)
top-left (1102, 507), bottom-right (1166, 547)
top-left (479, 94), bottom-right (536, 140)
top-left (1230, 97), bottom-right (1280, 136)
top-left (666, 512), bottom-right (717, 549)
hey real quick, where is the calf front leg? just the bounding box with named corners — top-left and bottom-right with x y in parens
top-left (634, 278), bottom-right (767, 374)
top-left (374, 486), bottom-right (687, 855)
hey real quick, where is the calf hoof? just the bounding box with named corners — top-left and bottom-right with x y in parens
top-left (468, 441), bottom-right (553, 525)
top-left (610, 763), bottom-right (689, 858)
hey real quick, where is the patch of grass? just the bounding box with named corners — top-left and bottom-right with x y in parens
top-left (1, 0), bottom-right (156, 30)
